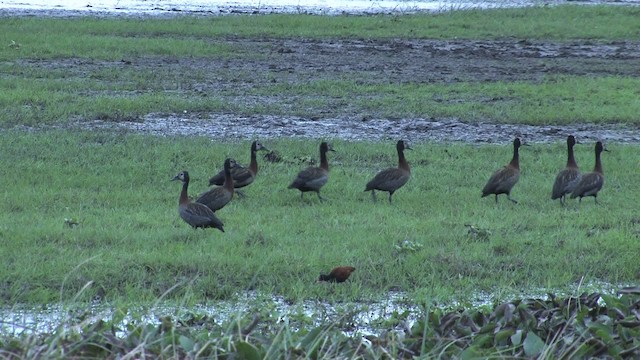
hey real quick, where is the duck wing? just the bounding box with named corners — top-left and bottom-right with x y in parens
top-left (552, 168), bottom-right (581, 199)
top-left (483, 166), bottom-right (519, 195)
top-left (366, 168), bottom-right (410, 192)
top-left (289, 167), bottom-right (328, 189)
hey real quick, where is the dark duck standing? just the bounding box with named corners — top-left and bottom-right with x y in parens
top-left (570, 141), bottom-right (607, 204)
top-left (482, 137), bottom-right (522, 204)
top-left (318, 266), bottom-right (356, 283)
top-left (196, 158), bottom-right (236, 212)
top-left (365, 140), bottom-right (412, 203)
top-left (208, 141), bottom-right (269, 195)
top-left (288, 142), bottom-right (335, 201)
top-left (551, 135), bottom-right (581, 206)
top-left (172, 171), bottom-right (224, 232)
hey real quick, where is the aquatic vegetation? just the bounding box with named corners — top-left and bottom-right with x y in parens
top-left (2, 291), bottom-right (640, 358)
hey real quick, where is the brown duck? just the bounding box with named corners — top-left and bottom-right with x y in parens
top-left (570, 141), bottom-right (607, 204)
top-left (196, 158), bottom-right (236, 212)
top-left (551, 135), bottom-right (581, 206)
top-left (482, 137), bottom-right (522, 204)
top-left (172, 171), bottom-right (224, 232)
top-left (318, 266), bottom-right (355, 283)
top-left (365, 140), bottom-right (411, 203)
top-left (208, 141), bottom-right (269, 194)
top-left (288, 142), bottom-right (335, 201)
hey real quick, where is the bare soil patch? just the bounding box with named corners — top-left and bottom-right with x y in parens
top-left (48, 37), bottom-right (640, 143)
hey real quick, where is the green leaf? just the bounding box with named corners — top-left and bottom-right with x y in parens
top-left (460, 346), bottom-right (482, 360)
top-left (523, 332), bottom-right (545, 357)
top-left (510, 330), bottom-right (523, 346)
top-left (495, 328), bottom-right (515, 345)
top-left (236, 341), bottom-right (262, 360)
top-left (299, 325), bottom-right (326, 353)
top-left (179, 335), bottom-right (195, 352)
top-left (472, 334), bottom-right (493, 348)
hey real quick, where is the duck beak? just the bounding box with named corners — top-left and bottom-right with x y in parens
top-left (171, 175), bottom-right (180, 181)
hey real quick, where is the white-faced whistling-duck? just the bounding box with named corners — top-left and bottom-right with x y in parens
top-left (482, 137), bottom-right (522, 204)
top-left (365, 139), bottom-right (412, 203)
top-left (208, 141), bottom-right (269, 194)
top-left (288, 141), bottom-right (335, 201)
top-left (196, 158), bottom-right (236, 212)
top-left (570, 141), bottom-right (607, 204)
top-left (172, 171), bottom-right (224, 232)
top-left (551, 135), bottom-right (581, 206)
top-left (318, 266), bottom-right (355, 283)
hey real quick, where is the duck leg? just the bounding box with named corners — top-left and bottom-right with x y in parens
top-left (507, 194), bottom-right (518, 204)
top-left (371, 190), bottom-right (377, 202)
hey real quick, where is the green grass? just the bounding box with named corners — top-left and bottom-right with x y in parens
top-left (1, 130), bottom-right (638, 305)
top-left (2, 63), bottom-right (639, 126)
top-left (1, 6), bottom-right (639, 127)
top-left (1, 6), bottom-right (639, 59)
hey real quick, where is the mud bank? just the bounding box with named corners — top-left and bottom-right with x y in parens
top-left (69, 114), bottom-right (640, 144)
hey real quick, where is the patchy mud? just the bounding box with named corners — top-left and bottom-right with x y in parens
top-left (42, 37), bottom-right (639, 144)
top-left (75, 114), bottom-right (640, 144)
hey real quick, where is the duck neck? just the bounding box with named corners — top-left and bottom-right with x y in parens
top-left (320, 148), bottom-right (329, 171)
top-left (249, 147), bottom-right (258, 175)
top-left (567, 143), bottom-right (578, 168)
top-left (594, 149), bottom-right (603, 174)
top-left (398, 147), bottom-right (410, 172)
top-left (179, 181), bottom-right (190, 205)
top-left (509, 145), bottom-right (520, 170)
top-left (224, 164), bottom-right (234, 192)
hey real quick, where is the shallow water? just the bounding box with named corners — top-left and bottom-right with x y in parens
top-left (0, 0), bottom-right (637, 17)
top-left (58, 114), bottom-right (640, 144)
top-left (0, 280), bottom-right (626, 336)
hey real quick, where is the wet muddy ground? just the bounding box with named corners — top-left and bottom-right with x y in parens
top-left (54, 37), bottom-right (640, 143)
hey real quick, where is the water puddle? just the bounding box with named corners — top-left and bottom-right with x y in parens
top-left (61, 114), bottom-right (640, 144)
top-left (0, 0), bottom-right (637, 17)
top-left (1, 280), bottom-right (627, 336)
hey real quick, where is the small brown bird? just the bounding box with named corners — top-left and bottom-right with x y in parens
top-left (196, 158), bottom-right (236, 212)
top-left (288, 142), bottom-right (335, 201)
top-left (570, 141), bottom-right (607, 204)
top-left (365, 140), bottom-right (411, 203)
top-left (482, 137), bottom-right (522, 204)
top-left (172, 171), bottom-right (224, 232)
top-left (318, 266), bottom-right (356, 283)
top-left (208, 141), bottom-right (269, 194)
top-left (551, 135), bottom-right (581, 206)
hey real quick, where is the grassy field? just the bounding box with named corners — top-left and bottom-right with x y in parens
top-left (1, 6), bottom-right (639, 49)
top-left (1, 5), bottom-right (640, 127)
top-left (1, 130), bottom-right (638, 305)
top-left (1, 5), bottom-right (639, 357)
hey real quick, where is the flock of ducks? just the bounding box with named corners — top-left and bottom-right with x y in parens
top-left (172, 136), bottom-right (607, 283)
top-left (481, 135), bottom-right (607, 205)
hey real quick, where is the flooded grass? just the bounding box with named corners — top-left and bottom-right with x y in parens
top-left (2, 6), bottom-right (640, 356)
top-left (3, 289), bottom-right (640, 358)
